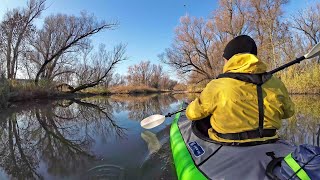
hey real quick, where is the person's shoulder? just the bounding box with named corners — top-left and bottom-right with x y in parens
top-left (207, 78), bottom-right (225, 86)
top-left (211, 76), bottom-right (240, 85)
top-left (205, 78), bottom-right (231, 91)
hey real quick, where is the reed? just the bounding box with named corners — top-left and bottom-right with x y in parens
top-left (280, 64), bottom-right (320, 94)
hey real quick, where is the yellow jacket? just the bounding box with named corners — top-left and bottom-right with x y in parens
top-left (186, 53), bottom-right (295, 143)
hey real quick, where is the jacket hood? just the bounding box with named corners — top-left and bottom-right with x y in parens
top-left (223, 53), bottom-right (267, 73)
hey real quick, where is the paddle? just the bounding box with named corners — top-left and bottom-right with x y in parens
top-left (140, 108), bottom-right (186, 129)
top-left (140, 42), bottom-right (320, 129)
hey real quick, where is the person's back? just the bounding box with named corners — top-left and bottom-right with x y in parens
top-left (186, 35), bottom-right (295, 144)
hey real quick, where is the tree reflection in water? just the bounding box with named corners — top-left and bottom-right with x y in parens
top-left (2, 94), bottom-right (318, 179)
top-left (0, 97), bottom-right (128, 179)
top-left (271, 95), bottom-right (320, 146)
top-left (0, 114), bottom-right (42, 179)
top-left (0, 93), bottom-right (181, 179)
top-left (109, 93), bottom-right (180, 121)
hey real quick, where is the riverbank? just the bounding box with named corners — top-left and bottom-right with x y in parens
top-left (0, 83), bottom-right (185, 110)
top-left (83, 85), bottom-right (170, 95)
top-left (2, 70), bottom-right (320, 110)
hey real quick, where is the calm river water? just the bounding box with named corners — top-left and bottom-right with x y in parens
top-left (0, 93), bottom-right (319, 179)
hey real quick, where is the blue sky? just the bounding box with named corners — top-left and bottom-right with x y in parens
top-left (0, 0), bottom-right (317, 78)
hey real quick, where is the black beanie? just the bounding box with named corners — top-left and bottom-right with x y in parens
top-left (223, 35), bottom-right (257, 60)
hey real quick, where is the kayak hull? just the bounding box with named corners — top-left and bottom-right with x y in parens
top-left (170, 112), bottom-right (295, 180)
top-left (170, 112), bottom-right (207, 180)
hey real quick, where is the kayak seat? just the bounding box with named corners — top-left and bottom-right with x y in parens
top-left (191, 116), bottom-right (212, 140)
top-left (190, 116), bottom-right (279, 146)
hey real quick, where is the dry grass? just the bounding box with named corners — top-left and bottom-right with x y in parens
top-left (8, 79), bottom-right (57, 102)
top-left (281, 64), bottom-right (320, 94)
top-left (81, 85), bottom-right (161, 95)
top-left (109, 93), bottom-right (158, 102)
top-left (80, 86), bottom-right (111, 95)
top-left (186, 83), bottom-right (205, 93)
top-left (109, 85), bottom-right (160, 94)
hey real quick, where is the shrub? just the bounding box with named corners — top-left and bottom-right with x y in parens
top-left (0, 74), bottom-right (10, 108)
top-left (281, 64), bottom-right (320, 94)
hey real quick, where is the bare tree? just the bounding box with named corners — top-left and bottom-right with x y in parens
top-left (213, 0), bottom-right (252, 37)
top-left (29, 12), bottom-right (118, 85)
top-left (127, 61), bottom-right (152, 86)
top-left (163, 0), bottom-right (292, 82)
top-left (49, 53), bottom-right (77, 83)
top-left (109, 73), bottom-right (127, 87)
top-left (291, 2), bottom-right (320, 46)
top-left (149, 64), bottom-right (164, 88)
top-left (249, 0), bottom-right (289, 68)
top-left (126, 61), bottom-right (176, 89)
top-left (0, 0), bottom-right (45, 79)
top-left (71, 43), bottom-right (127, 93)
top-left (159, 75), bottom-right (177, 90)
top-left (162, 16), bottom-right (221, 83)
top-left (162, 0), bottom-right (251, 83)
top-left (0, 53), bottom-right (5, 74)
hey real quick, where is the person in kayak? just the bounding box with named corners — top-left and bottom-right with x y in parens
top-left (186, 35), bottom-right (295, 145)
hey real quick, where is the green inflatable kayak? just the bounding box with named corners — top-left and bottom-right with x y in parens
top-left (170, 111), bottom-right (297, 180)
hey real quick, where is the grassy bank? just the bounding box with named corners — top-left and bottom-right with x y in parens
top-left (8, 79), bottom-right (56, 102)
top-left (0, 79), bottom-right (92, 108)
top-left (0, 80), bottom-right (176, 109)
top-left (82, 85), bottom-right (169, 94)
top-left (80, 86), bottom-right (111, 95)
top-left (108, 85), bottom-right (166, 94)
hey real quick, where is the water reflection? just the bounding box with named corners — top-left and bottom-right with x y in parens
top-left (141, 131), bottom-right (161, 156)
top-left (279, 95), bottom-right (320, 146)
top-left (109, 93), bottom-right (180, 121)
top-left (0, 99), bottom-right (129, 179)
top-left (0, 93), bottom-right (180, 179)
top-left (0, 94), bottom-right (317, 179)
top-left (139, 125), bottom-right (173, 180)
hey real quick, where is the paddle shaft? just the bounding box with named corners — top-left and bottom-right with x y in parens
top-left (268, 56), bottom-right (305, 74)
top-left (165, 108), bottom-right (187, 117)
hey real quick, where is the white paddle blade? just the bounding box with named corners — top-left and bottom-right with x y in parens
top-left (140, 114), bottom-right (166, 129)
top-left (304, 42), bottom-right (320, 59)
